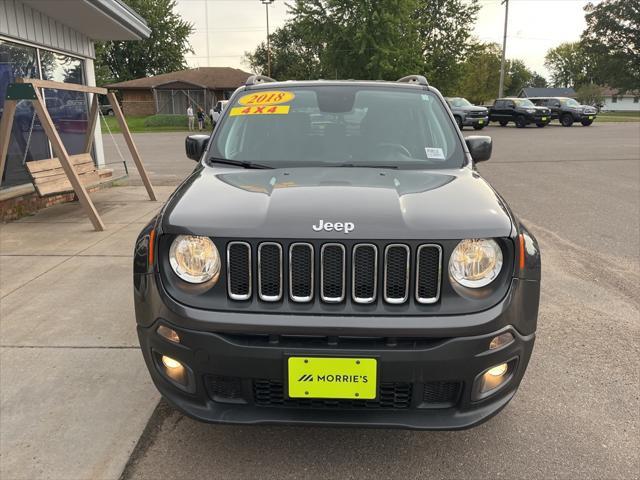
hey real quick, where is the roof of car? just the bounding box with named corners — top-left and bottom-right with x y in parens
top-left (244, 79), bottom-right (431, 90)
top-left (527, 97), bottom-right (571, 100)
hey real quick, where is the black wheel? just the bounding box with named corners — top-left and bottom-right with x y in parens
top-left (581, 120), bottom-right (593, 126)
top-left (454, 116), bottom-right (463, 130)
top-left (499, 120), bottom-right (508, 127)
top-left (515, 115), bottom-right (527, 128)
top-left (561, 114), bottom-right (574, 127)
top-left (473, 124), bottom-right (485, 130)
top-left (536, 122), bottom-right (546, 128)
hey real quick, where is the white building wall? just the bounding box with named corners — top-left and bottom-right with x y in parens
top-left (602, 96), bottom-right (640, 112)
top-left (0, 0), bottom-right (95, 58)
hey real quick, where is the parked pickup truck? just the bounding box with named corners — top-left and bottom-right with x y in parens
top-left (445, 97), bottom-right (489, 130)
top-left (489, 98), bottom-right (551, 128)
top-left (529, 97), bottom-right (597, 127)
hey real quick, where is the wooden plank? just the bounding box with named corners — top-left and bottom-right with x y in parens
top-left (35, 171), bottom-right (102, 196)
top-left (107, 92), bottom-right (157, 201)
top-left (0, 100), bottom-right (17, 183)
top-left (31, 163), bottom-right (96, 180)
top-left (25, 153), bottom-right (93, 174)
top-left (17, 77), bottom-right (108, 95)
top-left (84, 95), bottom-right (100, 153)
top-left (31, 88), bottom-right (105, 231)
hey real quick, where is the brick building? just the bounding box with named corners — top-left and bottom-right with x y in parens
top-left (106, 67), bottom-right (252, 116)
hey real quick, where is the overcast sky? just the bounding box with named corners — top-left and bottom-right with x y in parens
top-left (174, 0), bottom-right (597, 79)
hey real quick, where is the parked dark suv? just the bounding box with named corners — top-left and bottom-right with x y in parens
top-left (445, 97), bottom-right (489, 130)
top-left (489, 97), bottom-right (551, 128)
top-left (133, 75), bottom-right (541, 430)
top-left (529, 97), bottom-right (597, 127)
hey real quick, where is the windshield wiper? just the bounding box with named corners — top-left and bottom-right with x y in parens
top-left (208, 157), bottom-right (273, 169)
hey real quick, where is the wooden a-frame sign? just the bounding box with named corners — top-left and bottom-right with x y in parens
top-left (0, 78), bottom-right (156, 231)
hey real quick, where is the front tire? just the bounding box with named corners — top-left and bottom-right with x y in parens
top-left (455, 116), bottom-right (463, 130)
top-left (515, 115), bottom-right (527, 128)
top-left (561, 114), bottom-right (574, 127)
top-left (536, 122), bottom-right (546, 128)
top-left (473, 124), bottom-right (485, 130)
top-left (581, 119), bottom-right (593, 126)
top-left (499, 120), bottom-right (508, 127)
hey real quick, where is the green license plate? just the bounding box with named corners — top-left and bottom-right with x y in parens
top-left (288, 357), bottom-right (377, 399)
top-left (478, 120), bottom-right (484, 124)
top-left (541, 117), bottom-right (547, 121)
top-left (589, 116), bottom-right (594, 119)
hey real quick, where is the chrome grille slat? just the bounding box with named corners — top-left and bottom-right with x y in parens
top-left (383, 244), bottom-right (410, 304)
top-left (258, 242), bottom-right (283, 302)
top-left (289, 243), bottom-right (314, 302)
top-left (227, 241), bottom-right (251, 300)
top-left (320, 243), bottom-right (345, 303)
top-left (416, 244), bottom-right (442, 304)
top-left (352, 244), bottom-right (377, 304)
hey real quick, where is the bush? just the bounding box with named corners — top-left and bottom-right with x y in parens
top-left (143, 114), bottom-right (190, 128)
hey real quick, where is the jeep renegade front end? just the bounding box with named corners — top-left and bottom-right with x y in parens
top-left (134, 75), bottom-right (541, 430)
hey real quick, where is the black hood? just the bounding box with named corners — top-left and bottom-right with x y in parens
top-left (162, 166), bottom-right (513, 240)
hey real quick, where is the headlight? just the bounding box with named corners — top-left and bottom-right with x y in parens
top-left (169, 235), bottom-right (220, 284)
top-left (449, 239), bottom-right (503, 288)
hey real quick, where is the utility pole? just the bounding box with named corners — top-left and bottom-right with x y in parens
top-left (498, 0), bottom-right (509, 98)
top-left (261, 0), bottom-right (275, 77)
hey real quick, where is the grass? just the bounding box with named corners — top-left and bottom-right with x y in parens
top-left (596, 111), bottom-right (640, 123)
top-left (100, 115), bottom-right (193, 133)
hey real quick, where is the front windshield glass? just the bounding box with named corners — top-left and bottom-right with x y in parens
top-left (448, 97), bottom-right (472, 107)
top-left (562, 98), bottom-right (580, 107)
top-left (209, 86), bottom-right (465, 170)
top-left (514, 99), bottom-right (535, 107)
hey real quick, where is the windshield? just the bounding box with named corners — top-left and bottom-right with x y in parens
top-left (514, 99), bottom-right (535, 107)
top-left (209, 86), bottom-right (464, 170)
top-left (448, 97), bottom-right (472, 107)
top-left (562, 98), bottom-right (580, 107)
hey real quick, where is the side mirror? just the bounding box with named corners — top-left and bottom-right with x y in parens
top-left (465, 136), bottom-right (492, 163)
top-left (185, 134), bottom-right (210, 161)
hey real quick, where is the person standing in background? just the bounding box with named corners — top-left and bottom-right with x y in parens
top-left (197, 108), bottom-right (205, 131)
top-left (210, 106), bottom-right (220, 130)
top-left (187, 105), bottom-right (194, 131)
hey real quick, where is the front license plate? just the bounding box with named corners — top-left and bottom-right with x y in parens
top-left (541, 116), bottom-right (547, 121)
top-left (478, 120), bottom-right (484, 124)
top-left (288, 357), bottom-right (377, 399)
top-left (589, 115), bottom-right (594, 119)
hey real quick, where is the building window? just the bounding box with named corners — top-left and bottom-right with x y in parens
top-left (612, 96), bottom-right (618, 103)
top-left (1, 39), bottom-right (88, 189)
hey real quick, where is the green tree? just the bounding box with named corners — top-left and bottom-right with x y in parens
top-left (94, 0), bottom-right (193, 85)
top-left (581, 0), bottom-right (639, 92)
top-left (576, 83), bottom-right (605, 108)
top-left (457, 43), bottom-right (504, 104)
top-left (415, 0), bottom-right (481, 93)
top-left (544, 42), bottom-right (592, 88)
top-left (530, 72), bottom-right (548, 88)
top-left (504, 59), bottom-right (533, 96)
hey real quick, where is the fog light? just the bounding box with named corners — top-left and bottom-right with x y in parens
top-left (486, 363), bottom-right (508, 377)
top-left (157, 325), bottom-right (180, 343)
top-left (489, 332), bottom-right (514, 350)
top-left (162, 355), bottom-right (182, 369)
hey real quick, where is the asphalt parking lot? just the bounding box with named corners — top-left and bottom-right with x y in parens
top-left (104, 122), bottom-right (640, 480)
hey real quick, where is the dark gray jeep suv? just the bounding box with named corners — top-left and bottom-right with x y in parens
top-left (133, 75), bottom-right (541, 430)
top-left (445, 97), bottom-right (489, 130)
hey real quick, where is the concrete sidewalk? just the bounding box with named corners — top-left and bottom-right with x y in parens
top-left (0, 186), bottom-right (175, 480)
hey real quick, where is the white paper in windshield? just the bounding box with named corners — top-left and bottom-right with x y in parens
top-left (425, 147), bottom-right (445, 160)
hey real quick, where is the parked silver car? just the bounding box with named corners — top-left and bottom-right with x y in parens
top-left (445, 97), bottom-right (489, 130)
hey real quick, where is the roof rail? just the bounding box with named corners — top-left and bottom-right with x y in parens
top-left (397, 75), bottom-right (429, 86)
top-left (245, 75), bottom-right (277, 86)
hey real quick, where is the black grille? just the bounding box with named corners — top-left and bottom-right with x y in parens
top-left (416, 245), bottom-right (441, 303)
top-left (253, 380), bottom-right (412, 409)
top-left (384, 245), bottom-right (409, 302)
top-left (205, 375), bottom-right (246, 403)
top-left (321, 244), bottom-right (345, 302)
top-left (352, 244), bottom-right (377, 303)
top-left (258, 243), bottom-right (282, 301)
top-left (227, 242), bottom-right (251, 300)
top-left (226, 241), bottom-right (442, 305)
top-left (290, 243), bottom-right (313, 301)
top-left (422, 381), bottom-right (461, 407)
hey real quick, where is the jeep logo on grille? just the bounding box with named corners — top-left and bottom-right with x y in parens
top-left (312, 220), bottom-right (355, 233)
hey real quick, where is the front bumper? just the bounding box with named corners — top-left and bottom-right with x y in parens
top-left (462, 115), bottom-right (489, 127)
top-left (135, 273), bottom-right (539, 430)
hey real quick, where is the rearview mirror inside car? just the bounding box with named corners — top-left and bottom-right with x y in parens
top-left (185, 135), bottom-right (210, 161)
top-left (465, 136), bottom-right (492, 162)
